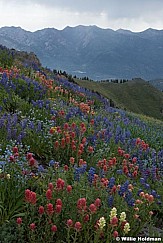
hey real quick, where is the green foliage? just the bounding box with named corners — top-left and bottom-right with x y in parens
top-left (0, 85), bottom-right (8, 108)
top-left (11, 77), bottom-right (47, 103)
top-left (2, 92), bottom-right (20, 113)
top-left (0, 48), bottom-right (14, 68)
top-left (0, 176), bottom-right (25, 226)
top-left (0, 219), bottom-right (26, 243)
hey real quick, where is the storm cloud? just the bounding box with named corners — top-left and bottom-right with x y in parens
top-left (0, 0), bottom-right (163, 31)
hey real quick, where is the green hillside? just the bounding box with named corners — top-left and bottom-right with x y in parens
top-left (75, 78), bottom-right (163, 120)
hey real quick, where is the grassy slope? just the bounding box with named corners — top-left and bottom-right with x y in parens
top-left (75, 78), bottom-right (163, 120)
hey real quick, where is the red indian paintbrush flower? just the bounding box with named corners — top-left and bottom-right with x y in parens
top-left (29, 157), bottom-right (35, 166)
top-left (83, 214), bottom-right (89, 222)
top-left (88, 146), bottom-right (94, 153)
top-left (69, 157), bottom-right (75, 164)
top-left (9, 155), bottom-right (15, 162)
top-left (94, 198), bottom-right (101, 208)
top-left (56, 178), bottom-right (65, 190)
top-left (54, 141), bottom-right (59, 149)
top-left (38, 206), bottom-right (44, 215)
top-left (55, 204), bottom-right (62, 214)
top-left (30, 223), bottom-right (36, 230)
top-left (46, 189), bottom-right (52, 200)
top-left (48, 183), bottom-right (54, 191)
top-left (51, 225), bottom-right (57, 232)
top-left (89, 204), bottom-right (97, 213)
top-left (110, 216), bottom-right (118, 226)
top-left (26, 153), bottom-right (33, 160)
top-left (74, 222), bottom-right (82, 231)
top-left (56, 198), bottom-right (62, 206)
top-left (64, 165), bottom-right (69, 171)
top-left (16, 217), bottom-right (22, 225)
top-left (30, 192), bottom-right (37, 204)
top-left (25, 189), bottom-right (37, 204)
top-left (13, 146), bottom-right (18, 153)
top-left (67, 219), bottom-right (73, 227)
top-left (67, 185), bottom-right (72, 193)
top-left (113, 231), bottom-right (119, 238)
top-left (46, 203), bottom-right (54, 216)
top-left (64, 123), bottom-right (69, 130)
top-left (77, 198), bottom-right (87, 211)
top-left (71, 122), bottom-right (76, 129)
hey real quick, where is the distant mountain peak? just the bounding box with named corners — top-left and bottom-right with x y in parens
top-left (35, 27), bottom-right (59, 33)
top-left (140, 28), bottom-right (163, 35)
top-left (2, 26), bottom-right (22, 29)
top-left (146, 27), bottom-right (159, 31)
top-left (63, 25), bottom-right (100, 30)
top-left (116, 28), bottom-right (133, 34)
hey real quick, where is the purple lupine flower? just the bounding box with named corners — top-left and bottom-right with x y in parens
top-left (108, 177), bottom-right (115, 189)
top-left (144, 183), bottom-right (150, 190)
top-left (28, 121), bottom-right (34, 129)
top-left (88, 167), bottom-right (96, 184)
top-left (151, 166), bottom-right (157, 180)
top-left (116, 169), bottom-right (123, 175)
top-left (118, 180), bottom-right (130, 196)
top-left (118, 186), bottom-right (126, 196)
top-left (124, 191), bottom-right (135, 207)
top-left (38, 165), bottom-right (45, 173)
top-left (127, 198), bottom-right (135, 207)
top-left (20, 119), bottom-right (28, 129)
top-left (108, 195), bottom-right (114, 207)
top-left (0, 118), bottom-right (5, 128)
top-left (99, 169), bottom-right (104, 178)
top-left (79, 164), bottom-right (87, 174)
top-left (36, 121), bottom-right (42, 133)
top-left (151, 190), bottom-right (157, 198)
top-left (74, 167), bottom-right (80, 182)
top-left (143, 169), bottom-right (150, 179)
top-left (140, 178), bottom-right (145, 184)
top-left (49, 160), bottom-right (55, 167)
top-left (123, 180), bottom-right (130, 190)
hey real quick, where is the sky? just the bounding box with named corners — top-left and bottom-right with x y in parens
top-left (0, 0), bottom-right (163, 32)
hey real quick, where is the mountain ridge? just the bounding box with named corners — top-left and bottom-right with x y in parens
top-left (1, 25), bottom-right (163, 80)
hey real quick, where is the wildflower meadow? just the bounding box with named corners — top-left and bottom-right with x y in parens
top-left (0, 49), bottom-right (163, 242)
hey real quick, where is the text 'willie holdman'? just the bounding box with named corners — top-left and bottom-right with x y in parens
top-left (119, 236), bottom-right (162, 241)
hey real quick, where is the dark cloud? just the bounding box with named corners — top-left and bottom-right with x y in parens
top-left (1, 0), bottom-right (163, 31)
top-left (6, 0), bottom-right (163, 14)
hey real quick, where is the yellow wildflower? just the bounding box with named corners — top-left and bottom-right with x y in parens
top-left (110, 207), bottom-right (117, 220)
top-left (6, 174), bottom-right (11, 179)
top-left (98, 217), bottom-right (106, 230)
top-left (120, 212), bottom-right (126, 222)
top-left (124, 222), bottom-right (130, 234)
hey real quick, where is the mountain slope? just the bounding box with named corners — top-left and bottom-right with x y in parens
top-left (1, 26), bottom-right (163, 80)
top-left (75, 78), bottom-right (163, 120)
top-left (149, 79), bottom-right (163, 91)
top-left (0, 43), bottom-right (162, 120)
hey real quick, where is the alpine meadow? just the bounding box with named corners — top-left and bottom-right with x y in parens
top-left (0, 1), bottom-right (163, 241)
top-left (0, 43), bottom-right (163, 242)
